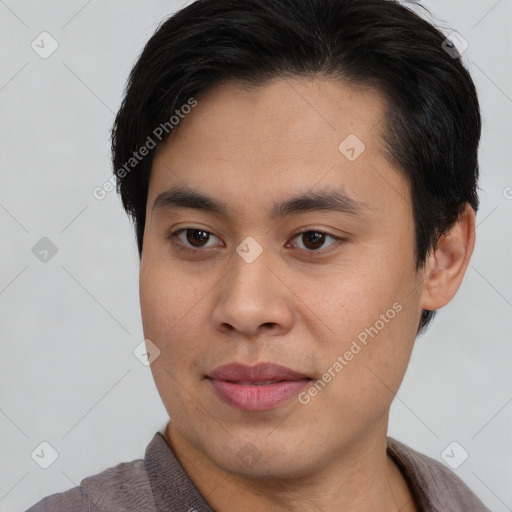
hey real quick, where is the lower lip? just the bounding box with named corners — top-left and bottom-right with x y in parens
top-left (208, 378), bottom-right (311, 411)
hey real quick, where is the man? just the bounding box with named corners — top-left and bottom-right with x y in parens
top-left (27, 0), bottom-right (490, 510)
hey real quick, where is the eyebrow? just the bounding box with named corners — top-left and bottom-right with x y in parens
top-left (152, 185), bottom-right (372, 219)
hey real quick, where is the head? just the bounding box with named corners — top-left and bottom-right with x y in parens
top-left (111, 0), bottom-right (480, 479)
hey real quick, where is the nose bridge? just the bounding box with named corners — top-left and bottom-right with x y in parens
top-left (212, 237), bottom-right (293, 335)
top-left (227, 238), bottom-right (275, 304)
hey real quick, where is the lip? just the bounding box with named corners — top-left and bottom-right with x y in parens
top-left (207, 362), bottom-right (312, 411)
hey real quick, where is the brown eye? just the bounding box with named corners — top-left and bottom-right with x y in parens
top-left (302, 231), bottom-right (325, 250)
top-left (185, 229), bottom-right (211, 247)
top-left (290, 230), bottom-right (340, 251)
top-left (168, 228), bottom-right (222, 249)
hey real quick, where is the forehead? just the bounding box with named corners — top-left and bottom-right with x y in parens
top-left (148, 78), bottom-right (409, 218)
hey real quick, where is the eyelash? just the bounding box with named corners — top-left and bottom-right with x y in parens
top-left (165, 228), bottom-right (345, 255)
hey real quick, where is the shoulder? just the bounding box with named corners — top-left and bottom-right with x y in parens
top-left (25, 458), bottom-right (157, 512)
top-left (387, 437), bottom-right (491, 512)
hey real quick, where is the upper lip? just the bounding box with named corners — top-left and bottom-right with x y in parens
top-left (208, 362), bottom-right (311, 382)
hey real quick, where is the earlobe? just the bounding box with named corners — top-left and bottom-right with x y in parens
top-left (420, 204), bottom-right (476, 311)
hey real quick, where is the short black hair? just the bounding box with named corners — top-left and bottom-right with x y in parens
top-left (111, 0), bottom-right (481, 335)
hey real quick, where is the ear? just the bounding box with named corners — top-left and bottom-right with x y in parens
top-left (420, 203), bottom-right (476, 311)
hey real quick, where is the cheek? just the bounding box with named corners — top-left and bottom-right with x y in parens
top-left (140, 260), bottom-right (210, 413)
top-left (140, 257), bottom-right (202, 335)
top-left (139, 255), bottom-right (219, 366)
top-left (299, 256), bottom-right (403, 335)
top-left (299, 257), bottom-right (417, 409)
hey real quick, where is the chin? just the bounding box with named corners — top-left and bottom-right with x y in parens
top-left (203, 435), bottom-right (318, 481)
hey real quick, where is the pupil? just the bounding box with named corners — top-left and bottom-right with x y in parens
top-left (304, 231), bottom-right (324, 250)
top-left (187, 229), bottom-right (209, 247)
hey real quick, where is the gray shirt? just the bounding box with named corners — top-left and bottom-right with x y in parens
top-left (26, 433), bottom-right (491, 512)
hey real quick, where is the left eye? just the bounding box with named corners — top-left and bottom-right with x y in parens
top-left (288, 230), bottom-right (340, 251)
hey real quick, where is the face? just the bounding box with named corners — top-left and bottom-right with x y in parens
top-left (139, 78), bottom-right (426, 479)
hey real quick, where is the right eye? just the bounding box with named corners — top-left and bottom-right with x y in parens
top-left (166, 228), bottom-right (223, 250)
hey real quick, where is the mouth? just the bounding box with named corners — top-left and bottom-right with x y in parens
top-left (208, 361), bottom-right (311, 381)
top-left (233, 380), bottom-right (295, 385)
top-left (207, 362), bottom-right (313, 411)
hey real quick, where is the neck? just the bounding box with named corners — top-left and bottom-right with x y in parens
top-left (164, 422), bottom-right (417, 512)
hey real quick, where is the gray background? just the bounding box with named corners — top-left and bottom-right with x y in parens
top-left (0, 1), bottom-right (511, 511)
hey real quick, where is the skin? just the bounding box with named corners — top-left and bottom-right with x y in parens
top-left (139, 78), bottom-right (475, 512)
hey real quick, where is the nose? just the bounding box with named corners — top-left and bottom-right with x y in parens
top-left (211, 245), bottom-right (294, 338)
